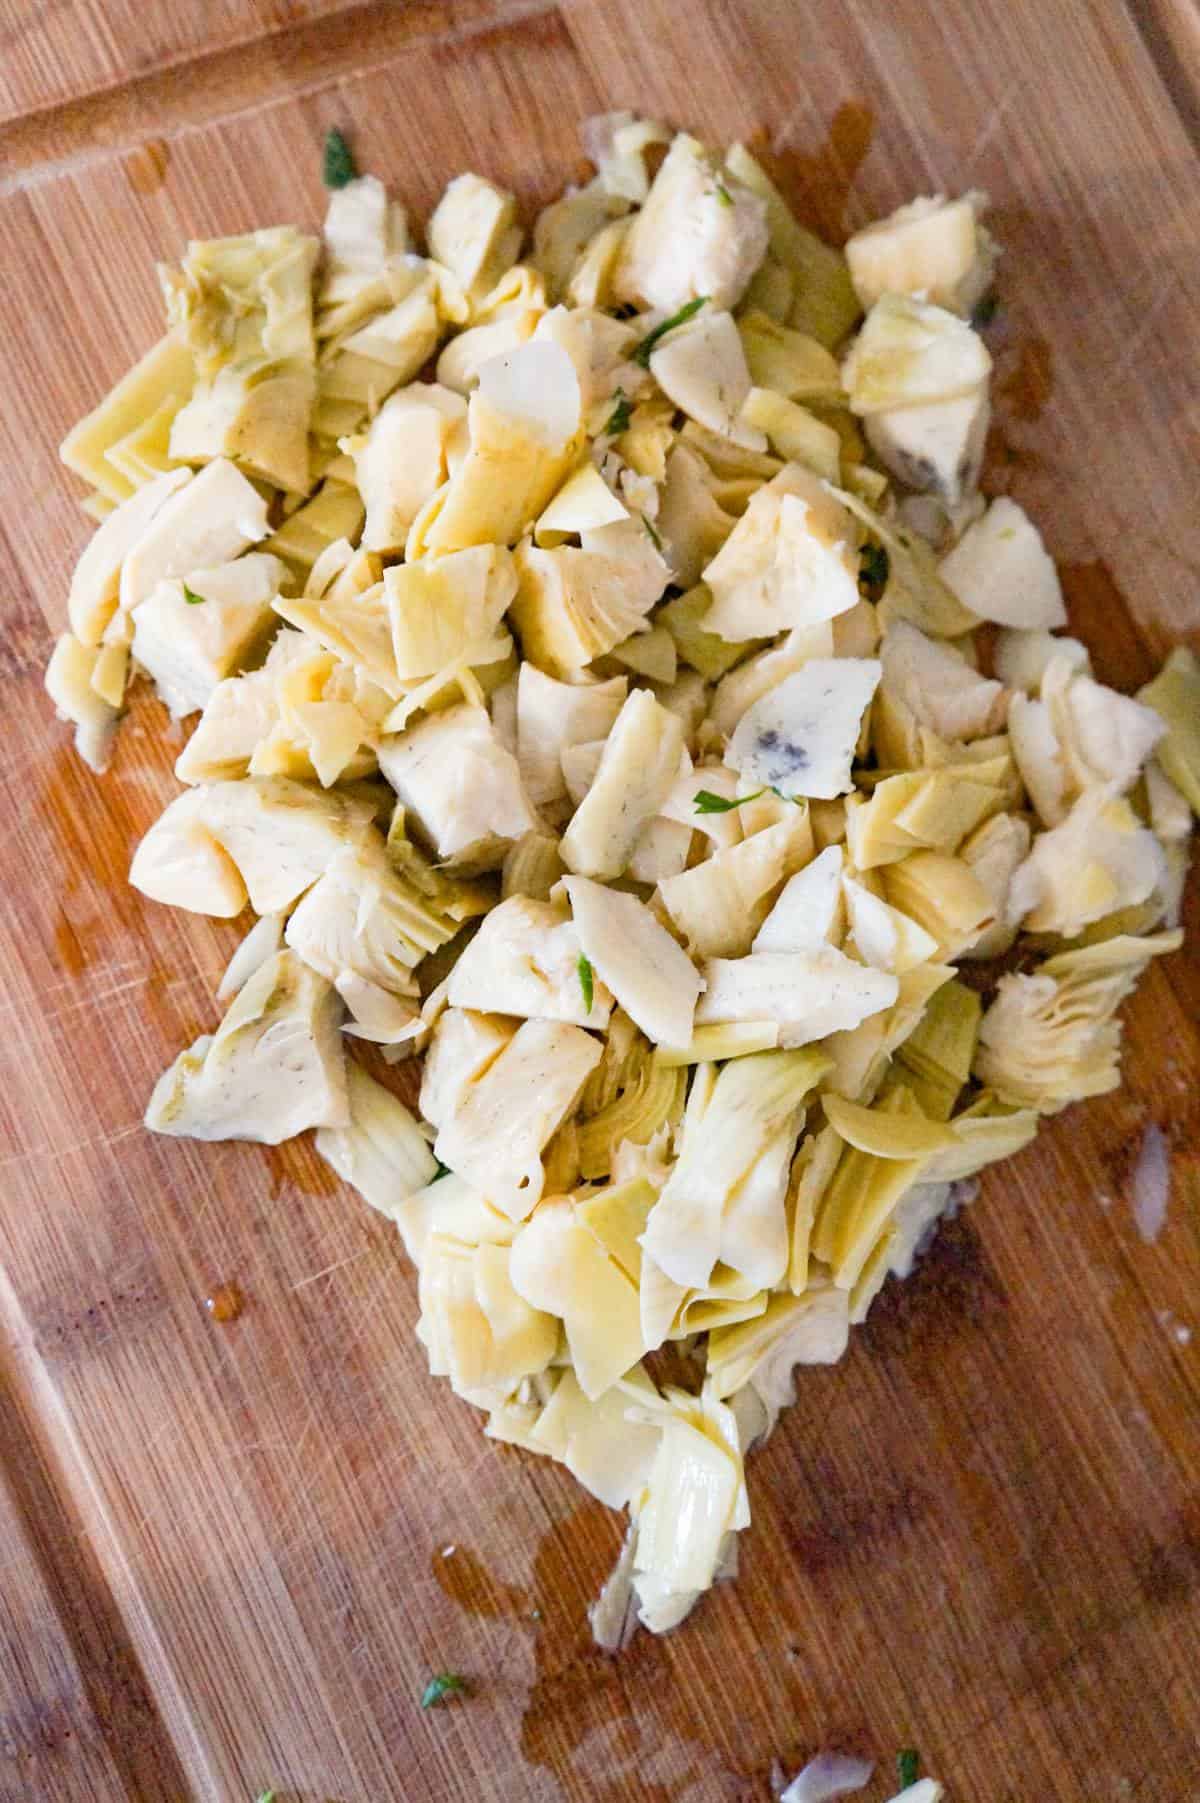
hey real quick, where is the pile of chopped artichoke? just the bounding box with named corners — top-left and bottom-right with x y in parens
top-left (46, 117), bottom-right (1193, 1647)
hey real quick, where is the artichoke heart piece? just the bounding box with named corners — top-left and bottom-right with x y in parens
top-left (642, 1048), bottom-right (828, 1291)
top-left (649, 308), bottom-right (765, 451)
top-left (939, 497), bottom-right (1066, 629)
top-left (845, 191), bottom-right (997, 316)
top-left (345, 382), bottom-right (467, 552)
top-left (118, 457), bottom-right (270, 621)
top-left (630, 1385), bottom-right (750, 1604)
top-left (516, 664), bottom-right (628, 819)
top-left (162, 226), bottom-right (319, 492)
top-left (1139, 647), bottom-right (1200, 814)
top-left (66, 466), bottom-right (192, 647)
top-left (190, 775), bottom-right (376, 914)
top-left (131, 552), bottom-right (286, 720)
top-left (510, 1196), bottom-right (645, 1398)
top-left (564, 875), bottom-right (702, 1049)
top-left (446, 894), bottom-right (614, 1028)
top-left (882, 851), bottom-right (996, 960)
top-left (842, 293), bottom-right (991, 415)
top-left (378, 704), bottom-right (539, 873)
top-left (974, 931), bottom-right (1182, 1112)
top-left (753, 843), bottom-right (845, 952)
top-left (423, 340), bottom-right (585, 554)
top-left (61, 332), bottom-right (195, 506)
top-left (385, 544), bottom-right (516, 682)
top-left (865, 385), bottom-right (990, 509)
top-left (881, 618), bottom-right (1008, 742)
top-left (726, 656), bottom-right (882, 800)
top-left (434, 1019), bottom-right (602, 1220)
top-left (702, 465), bottom-right (860, 641)
top-left (707, 1283), bottom-right (850, 1403)
top-left (427, 172), bottom-right (522, 311)
top-left (285, 835), bottom-right (463, 1002)
top-left (560, 688), bottom-right (685, 879)
top-left (657, 813), bottom-right (813, 959)
top-left (316, 1060), bottom-right (437, 1215)
top-left (146, 950), bottom-right (348, 1145)
top-left (1006, 791), bottom-right (1167, 937)
top-left (419, 1234), bottom-right (557, 1399)
top-left (613, 132), bottom-right (768, 314)
top-left (696, 947), bottom-right (898, 1048)
top-left (511, 1362), bottom-right (661, 1511)
top-left (45, 635), bottom-right (121, 775)
top-left (511, 516), bottom-right (670, 677)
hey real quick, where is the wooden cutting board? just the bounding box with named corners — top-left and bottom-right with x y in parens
top-left (1, 3), bottom-right (1198, 1798)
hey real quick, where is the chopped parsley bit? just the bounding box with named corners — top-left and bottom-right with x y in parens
top-left (421, 1671), bottom-right (470, 1709)
top-left (604, 388), bottom-right (632, 436)
top-left (897, 1749), bottom-right (920, 1789)
top-left (641, 512), bottom-right (664, 553)
top-left (430, 1160), bottom-right (451, 1183)
top-left (693, 787), bottom-right (765, 815)
top-left (577, 953), bottom-right (595, 1014)
top-left (630, 295), bottom-right (708, 366)
top-left (182, 583), bottom-right (207, 605)
top-left (322, 126), bottom-right (357, 190)
top-left (254, 1792), bottom-right (276, 1803)
top-left (858, 541), bottom-right (889, 596)
top-left (714, 181), bottom-right (733, 208)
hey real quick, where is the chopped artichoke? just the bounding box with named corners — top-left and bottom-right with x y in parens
top-left (426, 173), bottom-right (522, 310)
top-left (842, 294), bottom-right (991, 415)
top-left (378, 703), bottom-right (538, 872)
top-left (657, 813), bottom-right (812, 958)
top-left (145, 950), bottom-right (347, 1144)
top-left (1139, 647), bottom-right (1200, 813)
top-left (702, 465), bottom-right (860, 640)
top-left (419, 1007), bottom-right (514, 1131)
top-left (434, 1018), bottom-right (602, 1219)
top-left (649, 307), bottom-right (765, 450)
top-left (344, 382), bottom-right (466, 551)
top-left (316, 1060), bottom-right (437, 1214)
top-left (446, 894), bottom-right (613, 1027)
top-left (723, 143), bottom-right (860, 348)
top-left (1006, 791), bottom-right (1167, 936)
top-left (958, 812), bottom-right (1032, 957)
top-left (510, 1196), bottom-right (645, 1397)
top-left (385, 544), bottom-right (515, 682)
top-left (117, 458), bottom-right (269, 621)
top-left (128, 787), bottom-right (248, 917)
top-left (285, 835), bottom-right (460, 1002)
top-left (939, 496), bottom-right (1067, 628)
top-left (707, 1283), bottom-right (850, 1401)
top-left (66, 467), bottom-right (191, 647)
top-left (512, 514), bottom-right (670, 677)
top-left (753, 843), bottom-right (845, 952)
top-left (865, 387), bottom-right (990, 507)
top-left (131, 553), bottom-right (285, 719)
top-left (564, 874), bottom-right (702, 1048)
top-left (994, 626), bottom-right (1091, 693)
top-left (560, 688), bottom-right (685, 879)
top-left (696, 947), bottom-right (897, 1048)
top-left (845, 191), bottom-right (996, 316)
top-left (419, 1233), bottom-right (557, 1398)
top-left (613, 133), bottom-right (768, 314)
top-left (44, 634), bottom-right (121, 774)
top-left (726, 656), bottom-right (882, 799)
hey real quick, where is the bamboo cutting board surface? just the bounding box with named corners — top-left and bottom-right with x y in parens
top-left (0, 2), bottom-right (1198, 1798)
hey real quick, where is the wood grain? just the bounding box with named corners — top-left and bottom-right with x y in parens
top-left (0, 2), bottom-right (1197, 1800)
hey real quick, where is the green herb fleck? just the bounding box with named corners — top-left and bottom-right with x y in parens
top-left (577, 953), bottom-right (595, 1015)
top-left (693, 787), bottom-right (765, 815)
top-left (858, 541), bottom-right (889, 597)
top-left (604, 389), bottom-right (632, 436)
top-left (254, 1792), bottom-right (276, 1803)
top-left (897, 1749), bottom-right (920, 1789)
top-left (421, 1671), bottom-right (470, 1709)
top-left (641, 512), bottom-right (664, 553)
top-left (972, 291), bottom-right (999, 328)
top-left (182, 583), bottom-right (207, 606)
top-left (631, 295), bottom-right (708, 366)
top-left (323, 126), bottom-right (357, 190)
top-left (714, 181), bottom-right (733, 208)
top-left (430, 1160), bottom-right (451, 1183)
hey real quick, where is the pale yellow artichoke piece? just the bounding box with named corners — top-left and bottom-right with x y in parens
top-left (131, 552), bottom-right (285, 719)
top-left (509, 1196), bottom-right (645, 1399)
top-left (650, 307), bottom-right (765, 450)
top-left (446, 894), bottom-right (613, 1028)
top-left (434, 1019), bottom-right (602, 1220)
top-left (702, 464), bottom-right (860, 641)
top-left (613, 133), bottom-right (768, 314)
top-left (842, 293), bottom-right (991, 414)
top-left (418, 1234), bottom-right (557, 1398)
top-left (708, 1282), bottom-right (850, 1402)
top-left (426, 172), bottom-right (522, 311)
top-left (846, 191), bottom-right (996, 316)
top-left (378, 703), bottom-right (539, 873)
top-left (66, 467), bottom-right (192, 647)
top-left (560, 688), bottom-right (685, 879)
top-left (146, 950), bottom-right (347, 1145)
top-left (1139, 647), bottom-right (1200, 813)
top-left (564, 874), bottom-right (702, 1048)
top-left (60, 333), bottom-right (195, 504)
top-left (939, 496), bottom-right (1066, 629)
top-left (657, 813), bottom-right (812, 958)
top-left (881, 851), bottom-right (996, 959)
top-left (316, 1060), bottom-right (437, 1216)
top-left (726, 656), bottom-right (881, 799)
